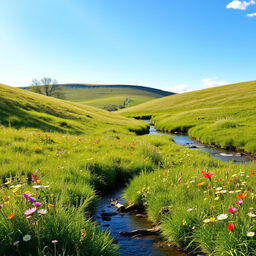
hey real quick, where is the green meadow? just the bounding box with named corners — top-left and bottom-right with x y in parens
top-left (1, 82), bottom-right (256, 255)
top-left (119, 80), bottom-right (256, 155)
top-left (59, 85), bottom-right (170, 109)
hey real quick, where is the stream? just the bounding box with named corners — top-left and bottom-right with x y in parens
top-left (95, 122), bottom-right (252, 256)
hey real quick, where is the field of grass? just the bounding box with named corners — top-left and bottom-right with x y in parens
top-left (0, 83), bottom-right (148, 135)
top-left (119, 81), bottom-right (256, 154)
top-left (2, 82), bottom-right (256, 255)
top-left (124, 134), bottom-right (256, 255)
top-left (59, 84), bottom-right (172, 109)
top-left (0, 84), bottom-right (164, 255)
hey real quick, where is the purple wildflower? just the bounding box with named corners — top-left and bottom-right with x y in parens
top-left (22, 193), bottom-right (31, 198)
top-left (24, 207), bottom-right (37, 215)
top-left (33, 202), bottom-right (42, 207)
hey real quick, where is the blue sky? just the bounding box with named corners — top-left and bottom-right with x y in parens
top-left (0, 0), bottom-right (255, 92)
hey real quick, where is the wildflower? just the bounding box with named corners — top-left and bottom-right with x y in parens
top-left (182, 219), bottom-right (187, 225)
top-left (0, 204), bottom-right (4, 209)
top-left (203, 218), bottom-right (210, 223)
top-left (235, 200), bottom-right (243, 205)
top-left (209, 217), bottom-right (216, 222)
top-left (216, 187), bottom-right (223, 191)
top-left (235, 190), bottom-right (242, 193)
top-left (247, 232), bottom-right (255, 237)
top-left (217, 214), bottom-right (228, 221)
top-left (22, 193), bottom-right (31, 198)
top-left (203, 172), bottom-right (214, 179)
top-left (51, 240), bottom-right (58, 243)
top-left (250, 172), bottom-right (256, 175)
top-left (33, 202), bottom-right (42, 207)
top-left (187, 208), bottom-right (193, 212)
top-left (248, 212), bottom-right (256, 218)
top-left (13, 241), bottom-right (20, 246)
top-left (24, 207), bottom-right (37, 215)
top-left (48, 203), bottom-right (54, 209)
top-left (7, 212), bottom-right (15, 219)
top-left (229, 191), bottom-right (235, 194)
top-left (23, 234), bottom-right (31, 242)
top-left (220, 190), bottom-right (227, 194)
top-left (32, 185), bottom-right (43, 188)
top-left (38, 209), bottom-right (48, 215)
top-left (214, 197), bottom-right (220, 201)
top-left (197, 182), bottom-right (204, 187)
top-left (28, 197), bottom-right (36, 202)
top-left (80, 229), bottom-right (87, 237)
top-left (237, 194), bottom-right (246, 199)
top-left (227, 224), bottom-right (235, 231)
top-left (228, 208), bottom-right (238, 214)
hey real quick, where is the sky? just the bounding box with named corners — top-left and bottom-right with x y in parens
top-left (0, 0), bottom-right (255, 92)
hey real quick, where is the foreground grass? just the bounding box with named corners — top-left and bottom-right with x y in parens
top-left (0, 127), bottom-right (162, 255)
top-left (119, 81), bottom-right (256, 154)
top-left (124, 134), bottom-right (256, 255)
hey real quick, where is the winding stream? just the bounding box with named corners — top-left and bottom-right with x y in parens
top-left (96, 122), bottom-right (252, 256)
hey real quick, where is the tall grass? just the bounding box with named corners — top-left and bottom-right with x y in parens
top-left (0, 127), bottom-right (162, 255)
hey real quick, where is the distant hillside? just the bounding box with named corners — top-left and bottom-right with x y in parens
top-left (0, 83), bottom-right (148, 134)
top-left (57, 84), bottom-right (174, 110)
top-left (119, 80), bottom-right (256, 154)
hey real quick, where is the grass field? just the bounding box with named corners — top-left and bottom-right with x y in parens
top-left (59, 84), bottom-right (172, 109)
top-left (0, 83), bottom-right (148, 135)
top-left (2, 82), bottom-right (256, 255)
top-left (119, 80), bottom-right (256, 154)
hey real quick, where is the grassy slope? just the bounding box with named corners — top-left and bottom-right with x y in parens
top-left (61, 85), bottom-right (169, 108)
top-left (119, 81), bottom-right (256, 153)
top-left (0, 83), bottom-right (148, 134)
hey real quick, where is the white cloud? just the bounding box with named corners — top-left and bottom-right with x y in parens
top-left (201, 78), bottom-right (228, 88)
top-left (168, 84), bottom-right (188, 93)
top-left (226, 0), bottom-right (255, 10)
top-left (247, 12), bottom-right (256, 16)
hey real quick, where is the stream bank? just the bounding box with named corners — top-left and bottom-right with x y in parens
top-left (96, 122), bottom-right (253, 256)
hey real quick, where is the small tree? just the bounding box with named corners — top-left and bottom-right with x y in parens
top-left (29, 77), bottom-right (64, 98)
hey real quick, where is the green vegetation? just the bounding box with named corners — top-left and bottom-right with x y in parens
top-left (124, 134), bottom-right (256, 255)
top-left (119, 80), bottom-right (256, 154)
top-left (0, 83), bottom-right (148, 135)
top-left (2, 82), bottom-right (256, 255)
top-left (0, 83), bottom-right (163, 255)
top-left (59, 84), bottom-right (171, 110)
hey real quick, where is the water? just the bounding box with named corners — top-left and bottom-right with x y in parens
top-left (95, 190), bottom-right (186, 256)
top-left (148, 122), bottom-right (252, 163)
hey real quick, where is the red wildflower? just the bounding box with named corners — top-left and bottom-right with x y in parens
top-left (203, 172), bottom-right (214, 179)
top-left (228, 207), bottom-right (238, 213)
top-left (237, 194), bottom-right (246, 199)
top-left (250, 172), bottom-right (256, 175)
top-left (227, 224), bottom-right (235, 231)
top-left (7, 212), bottom-right (15, 219)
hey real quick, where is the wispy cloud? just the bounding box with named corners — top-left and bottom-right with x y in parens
top-left (201, 78), bottom-right (228, 88)
top-left (168, 84), bottom-right (188, 93)
top-left (247, 12), bottom-right (256, 16)
top-left (226, 0), bottom-right (255, 10)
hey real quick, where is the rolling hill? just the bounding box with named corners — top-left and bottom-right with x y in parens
top-left (119, 80), bottom-right (256, 154)
top-left (57, 83), bottom-right (174, 109)
top-left (0, 83), bottom-right (148, 134)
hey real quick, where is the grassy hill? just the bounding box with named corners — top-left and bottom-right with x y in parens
top-left (0, 83), bottom-right (148, 134)
top-left (58, 83), bottom-right (173, 110)
top-left (119, 80), bottom-right (256, 154)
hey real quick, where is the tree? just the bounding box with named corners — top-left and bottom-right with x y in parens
top-left (29, 77), bottom-right (64, 99)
